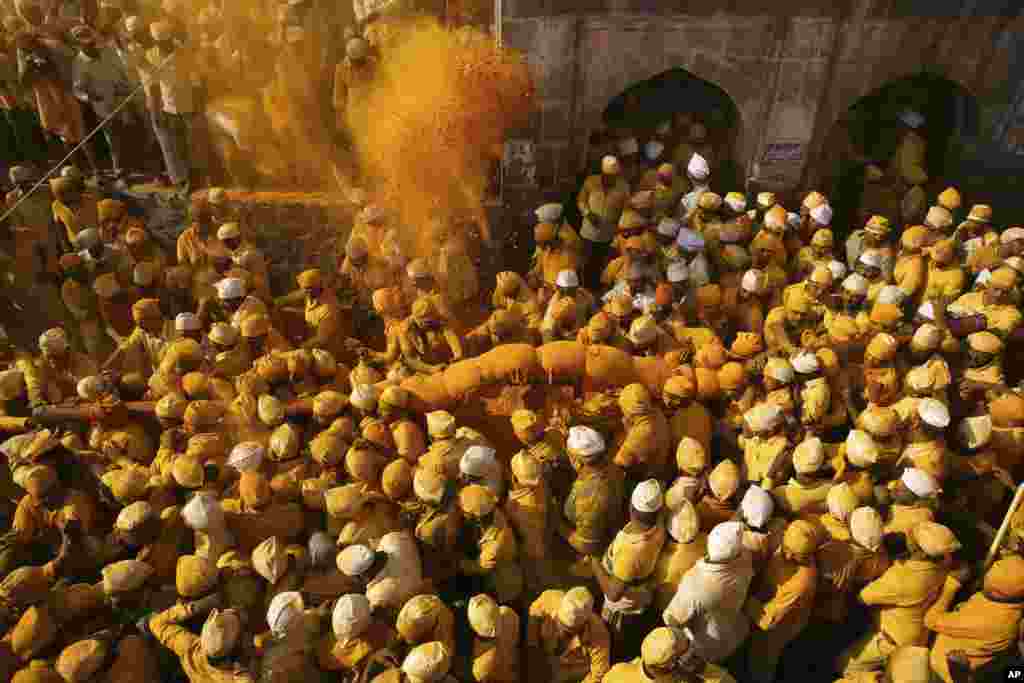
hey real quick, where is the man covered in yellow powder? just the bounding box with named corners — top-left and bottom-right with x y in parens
top-left (526, 586), bottom-right (611, 683)
top-left (333, 36), bottom-right (376, 139)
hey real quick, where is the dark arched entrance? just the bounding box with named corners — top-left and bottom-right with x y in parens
top-left (602, 69), bottom-right (741, 188)
top-left (821, 72), bottom-right (978, 239)
top-left (563, 69), bottom-right (741, 233)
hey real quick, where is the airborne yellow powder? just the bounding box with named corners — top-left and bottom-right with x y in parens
top-left (349, 18), bottom-right (535, 260)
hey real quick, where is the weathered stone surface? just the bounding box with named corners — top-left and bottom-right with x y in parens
top-left (494, 0), bottom-right (1024, 234)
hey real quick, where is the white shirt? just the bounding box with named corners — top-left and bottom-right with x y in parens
top-left (663, 553), bottom-right (754, 663)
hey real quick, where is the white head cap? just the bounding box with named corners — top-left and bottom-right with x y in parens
top-left (916, 301), bottom-right (936, 321)
top-left (657, 217), bottom-right (680, 238)
top-left (741, 269), bottom-right (765, 294)
top-left (556, 270), bottom-right (579, 288)
top-left (667, 260), bottom-right (689, 283)
top-left (725, 193), bottom-right (747, 213)
top-left (811, 203), bottom-right (833, 225)
top-left (850, 507), bottom-right (883, 551)
top-left (959, 414), bottom-right (992, 450)
top-left (859, 250), bottom-right (883, 269)
top-left (215, 277), bottom-right (245, 300)
top-left (350, 384), bottom-right (378, 411)
top-left (175, 312), bottom-right (200, 332)
top-left (917, 398), bottom-right (950, 428)
top-left (631, 479), bottom-right (664, 513)
top-left (227, 442), bottom-right (265, 472)
top-left (744, 403), bottom-right (783, 433)
top-left (877, 285), bottom-right (905, 306)
top-left (644, 140), bottom-right (665, 161)
top-left (741, 485), bottom-right (774, 528)
top-left (402, 642), bottom-right (452, 682)
top-left (467, 594), bottom-right (501, 637)
top-left (667, 499), bottom-right (699, 543)
top-left (460, 445), bottom-right (497, 477)
top-left (337, 544), bottom-right (376, 577)
top-left (901, 467), bottom-right (939, 498)
top-left (535, 203), bottom-right (563, 223)
top-left (567, 426), bottom-right (604, 457)
top-left (687, 153), bottom-right (710, 180)
top-left (828, 260), bottom-right (847, 281)
top-left (266, 591), bottom-right (304, 638)
top-left (182, 492), bottom-right (224, 531)
top-left (845, 430), bottom-right (879, 467)
top-left (793, 436), bottom-right (826, 474)
top-left (899, 110), bottom-right (925, 128)
top-left (707, 521), bottom-right (744, 562)
top-left (1001, 227), bottom-right (1024, 244)
top-left (843, 273), bottom-right (869, 295)
top-left (332, 593), bottom-right (371, 640)
top-left (790, 351), bottom-right (820, 375)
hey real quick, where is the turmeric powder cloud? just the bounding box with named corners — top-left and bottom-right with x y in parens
top-left (349, 18), bottom-right (535, 262)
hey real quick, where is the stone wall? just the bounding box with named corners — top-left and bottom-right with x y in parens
top-left (497, 0), bottom-right (1023, 226)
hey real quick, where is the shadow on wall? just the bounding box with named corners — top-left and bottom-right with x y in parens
top-left (818, 72), bottom-right (978, 239)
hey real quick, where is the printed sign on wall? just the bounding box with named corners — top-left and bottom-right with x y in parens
top-left (503, 139), bottom-right (538, 188)
top-left (762, 142), bottom-right (806, 163)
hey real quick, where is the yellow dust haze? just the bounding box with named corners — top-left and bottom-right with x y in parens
top-left (349, 18), bottom-right (535, 261)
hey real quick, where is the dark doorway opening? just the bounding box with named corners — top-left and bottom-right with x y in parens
top-left (821, 72), bottom-right (978, 240)
top-left (561, 69), bottom-right (741, 234)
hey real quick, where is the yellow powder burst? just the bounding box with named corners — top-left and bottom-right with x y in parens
top-left (350, 18), bottom-right (535, 261)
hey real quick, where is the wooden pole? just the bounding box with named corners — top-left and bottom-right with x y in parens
top-left (983, 483), bottom-right (1024, 574)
